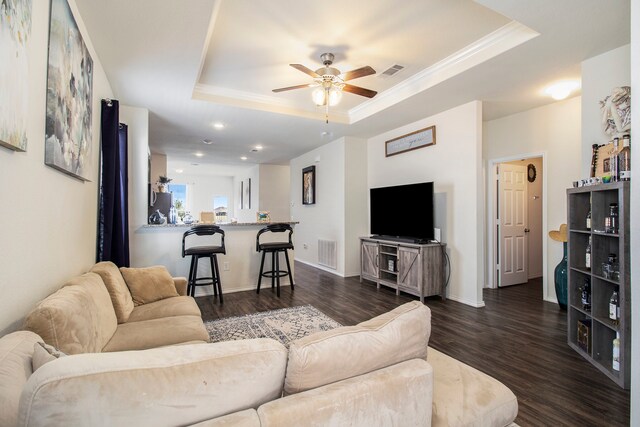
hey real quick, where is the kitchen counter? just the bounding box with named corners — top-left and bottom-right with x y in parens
top-left (131, 222), bottom-right (298, 296)
top-left (142, 221), bottom-right (298, 228)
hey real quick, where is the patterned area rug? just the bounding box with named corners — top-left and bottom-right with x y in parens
top-left (205, 305), bottom-right (342, 347)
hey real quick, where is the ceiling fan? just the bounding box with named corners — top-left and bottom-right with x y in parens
top-left (272, 53), bottom-right (377, 123)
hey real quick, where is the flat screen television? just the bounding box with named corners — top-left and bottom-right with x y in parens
top-left (370, 182), bottom-right (434, 243)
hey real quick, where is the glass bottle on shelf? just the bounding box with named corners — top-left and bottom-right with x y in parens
top-left (581, 278), bottom-right (591, 311)
top-left (585, 209), bottom-right (591, 230)
top-left (609, 290), bottom-right (619, 324)
top-left (610, 137), bottom-right (619, 181)
top-left (607, 203), bottom-right (618, 234)
top-left (612, 332), bottom-right (620, 372)
top-left (619, 134), bottom-right (631, 181)
top-left (585, 236), bottom-right (591, 270)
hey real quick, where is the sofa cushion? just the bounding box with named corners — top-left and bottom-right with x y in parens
top-left (23, 273), bottom-right (118, 354)
top-left (31, 342), bottom-right (66, 372)
top-left (284, 301), bottom-right (430, 394)
top-left (103, 315), bottom-right (209, 352)
top-left (19, 340), bottom-right (288, 427)
top-left (0, 331), bottom-right (42, 427)
top-left (427, 347), bottom-right (518, 427)
top-left (120, 265), bottom-right (179, 306)
top-left (91, 261), bottom-right (135, 323)
top-left (127, 296), bottom-right (202, 323)
top-left (260, 359), bottom-right (433, 427)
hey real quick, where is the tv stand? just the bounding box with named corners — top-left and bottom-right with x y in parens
top-left (360, 237), bottom-right (446, 302)
top-left (370, 235), bottom-right (430, 244)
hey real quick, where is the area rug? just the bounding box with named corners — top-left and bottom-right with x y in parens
top-left (205, 305), bottom-right (342, 347)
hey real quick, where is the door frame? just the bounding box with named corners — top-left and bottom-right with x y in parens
top-left (486, 152), bottom-right (548, 300)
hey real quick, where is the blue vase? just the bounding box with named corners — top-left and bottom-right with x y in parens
top-left (554, 242), bottom-right (568, 310)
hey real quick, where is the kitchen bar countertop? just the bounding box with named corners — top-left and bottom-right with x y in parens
top-left (142, 221), bottom-right (298, 228)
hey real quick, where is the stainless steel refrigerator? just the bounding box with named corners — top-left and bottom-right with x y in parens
top-left (148, 190), bottom-right (172, 223)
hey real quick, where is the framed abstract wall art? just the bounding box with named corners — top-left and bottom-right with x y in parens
top-left (44, 0), bottom-right (94, 180)
top-left (302, 165), bottom-right (315, 205)
top-left (0, 0), bottom-right (32, 151)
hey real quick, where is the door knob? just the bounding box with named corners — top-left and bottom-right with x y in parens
top-left (524, 228), bottom-right (530, 233)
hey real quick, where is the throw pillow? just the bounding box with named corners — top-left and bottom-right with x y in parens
top-left (91, 261), bottom-right (135, 323)
top-left (32, 342), bottom-right (66, 372)
top-left (284, 300), bottom-right (431, 394)
top-left (120, 266), bottom-right (179, 306)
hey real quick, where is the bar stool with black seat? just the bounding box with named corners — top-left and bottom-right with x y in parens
top-left (256, 223), bottom-right (295, 297)
top-left (182, 225), bottom-right (225, 303)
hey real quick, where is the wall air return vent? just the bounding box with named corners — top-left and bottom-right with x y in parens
top-left (379, 64), bottom-right (405, 78)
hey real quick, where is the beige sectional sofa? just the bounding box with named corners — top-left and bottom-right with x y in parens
top-left (22, 262), bottom-right (209, 354)
top-left (0, 262), bottom-right (518, 426)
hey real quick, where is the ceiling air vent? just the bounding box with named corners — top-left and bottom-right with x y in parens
top-left (380, 64), bottom-right (405, 78)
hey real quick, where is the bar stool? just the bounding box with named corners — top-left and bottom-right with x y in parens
top-left (182, 225), bottom-right (225, 303)
top-left (256, 223), bottom-right (295, 297)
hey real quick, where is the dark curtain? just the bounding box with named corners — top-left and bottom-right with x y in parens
top-left (97, 99), bottom-right (130, 266)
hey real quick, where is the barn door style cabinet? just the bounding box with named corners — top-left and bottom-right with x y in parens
top-left (566, 182), bottom-right (630, 388)
top-left (360, 237), bottom-right (446, 302)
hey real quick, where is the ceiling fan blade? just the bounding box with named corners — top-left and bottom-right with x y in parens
top-left (341, 66), bottom-right (376, 81)
top-left (342, 84), bottom-right (377, 98)
top-left (290, 64), bottom-right (320, 78)
top-left (272, 83), bottom-right (314, 93)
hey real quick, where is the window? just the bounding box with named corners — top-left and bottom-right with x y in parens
top-left (213, 196), bottom-right (228, 223)
top-left (168, 183), bottom-right (188, 222)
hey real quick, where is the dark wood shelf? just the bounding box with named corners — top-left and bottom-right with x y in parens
top-left (567, 182), bottom-right (630, 389)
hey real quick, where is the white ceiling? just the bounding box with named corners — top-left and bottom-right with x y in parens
top-left (74, 0), bottom-right (630, 172)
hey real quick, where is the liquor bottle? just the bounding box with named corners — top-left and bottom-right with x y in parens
top-left (609, 290), bottom-right (619, 323)
top-left (585, 236), bottom-right (591, 270)
top-left (612, 332), bottom-right (620, 371)
top-left (610, 137), bottom-right (619, 181)
top-left (585, 209), bottom-right (591, 230)
top-left (619, 134), bottom-right (631, 181)
top-left (581, 279), bottom-right (591, 311)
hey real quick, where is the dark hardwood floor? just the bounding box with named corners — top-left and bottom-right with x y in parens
top-left (196, 262), bottom-right (630, 426)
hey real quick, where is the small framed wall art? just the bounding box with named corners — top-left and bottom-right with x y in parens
top-left (385, 125), bottom-right (436, 157)
top-left (302, 165), bottom-right (316, 205)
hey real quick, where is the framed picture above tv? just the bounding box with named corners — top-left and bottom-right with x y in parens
top-left (302, 165), bottom-right (315, 205)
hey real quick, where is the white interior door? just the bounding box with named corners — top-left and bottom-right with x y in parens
top-left (498, 164), bottom-right (528, 287)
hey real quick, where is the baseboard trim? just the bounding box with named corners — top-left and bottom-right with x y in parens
top-left (447, 294), bottom-right (486, 308)
top-left (294, 258), bottom-right (345, 277)
top-left (194, 283), bottom-right (291, 297)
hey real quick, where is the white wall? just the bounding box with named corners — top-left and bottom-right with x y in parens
top-left (120, 105), bottom-right (151, 271)
top-left (120, 106), bottom-right (149, 228)
top-left (368, 101), bottom-right (484, 307)
top-left (484, 97), bottom-right (581, 303)
top-left (177, 174), bottom-right (234, 219)
top-left (0, 0), bottom-right (113, 333)
top-left (344, 137), bottom-right (368, 276)
top-left (291, 138), bottom-right (346, 273)
top-left (258, 164), bottom-right (291, 221)
top-left (505, 157), bottom-right (544, 279)
top-left (581, 44), bottom-right (631, 177)
top-left (629, 0), bottom-right (638, 423)
top-left (234, 165), bottom-right (259, 223)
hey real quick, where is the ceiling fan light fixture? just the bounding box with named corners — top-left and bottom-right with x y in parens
top-left (328, 86), bottom-right (342, 106)
top-left (312, 87), bottom-right (326, 106)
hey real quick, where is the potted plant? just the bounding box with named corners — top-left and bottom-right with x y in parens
top-left (156, 175), bottom-right (172, 193)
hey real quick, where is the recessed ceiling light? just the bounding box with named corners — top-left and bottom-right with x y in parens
top-left (240, 156), bottom-right (247, 161)
top-left (255, 145), bottom-right (263, 150)
top-left (175, 169), bottom-right (183, 173)
top-left (202, 139), bottom-right (213, 145)
top-left (321, 131), bottom-right (333, 138)
top-left (544, 81), bottom-right (580, 100)
top-left (194, 152), bottom-right (204, 157)
top-left (213, 122), bottom-right (225, 129)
